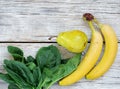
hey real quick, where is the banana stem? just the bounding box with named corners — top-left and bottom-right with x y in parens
top-left (83, 13), bottom-right (103, 33)
top-left (88, 21), bottom-right (96, 33)
top-left (83, 13), bottom-right (96, 33)
top-left (93, 19), bottom-right (103, 28)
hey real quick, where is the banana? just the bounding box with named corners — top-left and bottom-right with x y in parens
top-left (59, 18), bottom-right (103, 85)
top-left (86, 23), bottom-right (118, 80)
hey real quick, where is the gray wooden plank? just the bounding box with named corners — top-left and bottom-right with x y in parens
top-left (0, 0), bottom-right (120, 42)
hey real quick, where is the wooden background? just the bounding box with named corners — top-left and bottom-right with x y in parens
top-left (0, 0), bottom-right (120, 89)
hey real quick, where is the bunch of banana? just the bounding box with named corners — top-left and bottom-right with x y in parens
top-left (86, 13), bottom-right (118, 80)
top-left (59, 13), bottom-right (118, 86)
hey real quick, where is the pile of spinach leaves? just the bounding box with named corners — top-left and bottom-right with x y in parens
top-left (0, 45), bottom-right (81, 89)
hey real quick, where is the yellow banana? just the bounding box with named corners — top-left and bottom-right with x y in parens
top-left (59, 20), bottom-right (103, 85)
top-left (86, 24), bottom-right (118, 80)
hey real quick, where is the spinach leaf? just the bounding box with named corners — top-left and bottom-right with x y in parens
top-left (7, 46), bottom-right (25, 62)
top-left (26, 56), bottom-right (35, 63)
top-left (36, 45), bottom-right (61, 70)
top-left (61, 58), bottom-right (70, 64)
top-left (0, 73), bottom-right (15, 84)
top-left (26, 62), bottom-right (36, 71)
top-left (11, 54), bottom-right (24, 62)
top-left (33, 67), bottom-right (42, 86)
top-left (8, 84), bottom-right (20, 89)
top-left (4, 65), bottom-right (30, 88)
top-left (42, 53), bottom-right (81, 89)
top-left (4, 60), bottom-right (34, 86)
top-left (0, 45), bottom-right (81, 89)
top-left (8, 46), bottom-right (23, 56)
top-left (25, 56), bottom-right (36, 70)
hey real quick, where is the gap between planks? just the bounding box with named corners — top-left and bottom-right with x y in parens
top-left (0, 41), bottom-right (120, 43)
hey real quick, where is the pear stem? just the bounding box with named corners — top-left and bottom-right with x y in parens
top-left (48, 36), bottom-right (57, 40)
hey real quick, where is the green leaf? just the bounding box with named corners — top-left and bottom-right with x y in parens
top-left (7, 46), bottom-right (24, 62)
top-left (61, 58), bottom-right (70, 64)
top-left (26, 56), bottom-right (36, 70)
top-left (4, 66), bottom-right (34, 89)
top-left (36, 45), bottom-right (61, 70)
top-left (36, 79), bottom-right (43, 89)
top-left (42, 53), bottom-right (81, 89)
top-left (4, 65), bottom-right (28, 87)
top-left (8, 46), bottom-right (23, 56)
top-left (8, 84), bottom-right (20, 89)
top-left (26, 56), bottom-right (35, 63)
top-left (0, 73), bottom-right (15, 84)
top-left (8, 84), bottom-right (34, 89)
top-left (26, 62), bottom-right (36, 70)
top-left (12, 54), bottom-right (24, 62)
top-left (1, 45), bottom-right (81, 89)
top-left (33, 67), bottom-right (42, 86)
top-left (4, 60), bottom-right (34, 86)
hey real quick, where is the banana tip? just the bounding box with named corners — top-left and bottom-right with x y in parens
top-left (59, 81), bottom-right (64, 86)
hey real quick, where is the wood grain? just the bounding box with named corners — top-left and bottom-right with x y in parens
top-left (0, 43), bottom-right (120, 89)
top-left (0, 0), bottom-right (120, 42)
top-left (0, 0), bottom-right (120, 89)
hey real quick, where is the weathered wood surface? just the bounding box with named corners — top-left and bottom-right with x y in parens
top-left (0, 0), bottom-right (120, 89)
top-left (0, 0), bottom-right (120, 42)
